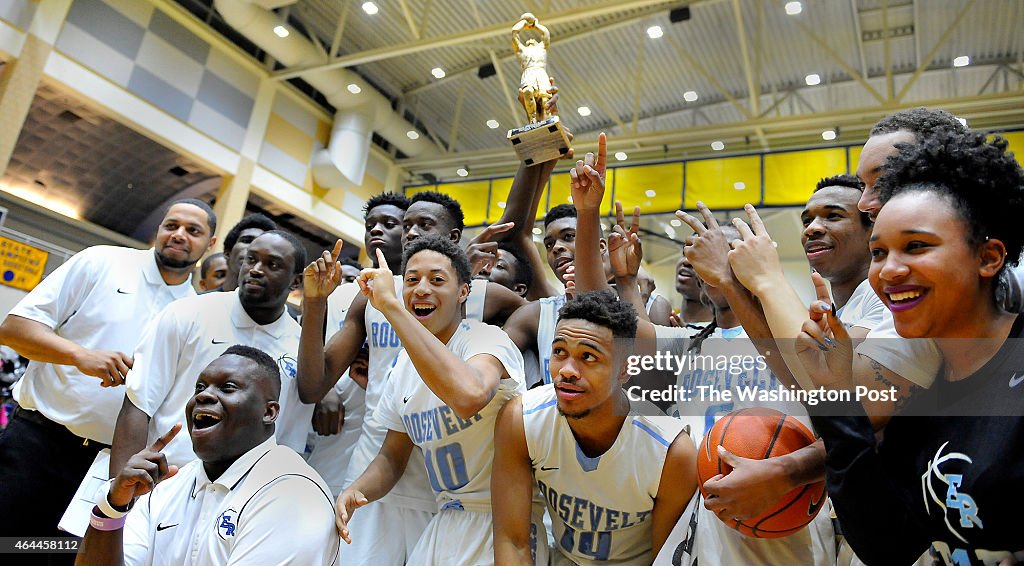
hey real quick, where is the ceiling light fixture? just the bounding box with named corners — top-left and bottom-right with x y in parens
top-left (406, 130), bottom-right (420, 140)
top-left (711, 141), bottom-right (725, 151)
top-left (577, 106), bottom-right (592, 117)
top-left (456, 167), bottom-right (469, 177)
top-left (486, 119), bottom-right (499, 129)
top-left (953, 55), bottom-right (970, 67)
top-left (431, 67), bottom-right (446, 79)
top-left (647, 25), bottom-right (664, 39)
top-left (805, 73), bottom-right (821, 86)
top-left (683, 90), bottom-right (698, 102)
top-left (615, 151), bottom-right (628, 161)
top-left (362, 2), bottom-right (379, 15)
top-left (272, 25), bottom-right (289, 38)
top-left (784, 1), bottom-right (802, 15)
top-left (347, 83), bottom-right (361, 94)
top-left (821, 129), bottom-right (837, 141)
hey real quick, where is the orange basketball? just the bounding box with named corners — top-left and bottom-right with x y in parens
top-left (696, 408), bottom-right (826, 539)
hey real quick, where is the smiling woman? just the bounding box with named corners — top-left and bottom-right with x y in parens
top-left (809, 130), bottom-right (1024, 563)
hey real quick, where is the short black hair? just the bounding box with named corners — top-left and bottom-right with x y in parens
top-left (221, 344), bottom-right (280, 399)
top-left (200, 252), bottom-right (225, 277)
top-left (170, 198), bottom-right (217, 235)
top-left (558, 290), bottom-right (638, 341)
top-left (497, 242), bottom-right (533, 289)
top-left (410, 191), bottom-right (465, 232)
top-left (815, 174), bottom-right (863, 193)
top-left (814, 174), bottom-right (871, 227)
top-left (402, 235), bottom-right (472, 286)
top-left (364, 192), bottom-right (410, 218)
top-left (256, 230), bottom-right (307, 274)
top-left (544, 204), bottom-right (577, 228)
top-left (224, 214), bottom-right (277, 254)
top-left (339, 256), bottom-right (363, 270)
top-left (869, 107), bottom-right (967, 139)
top-left (876, 130), bottom-right (1024, 266)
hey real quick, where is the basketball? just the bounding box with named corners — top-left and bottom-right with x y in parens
top-left (696, 408), bottom-right (826, 539)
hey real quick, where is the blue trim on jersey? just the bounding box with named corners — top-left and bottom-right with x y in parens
top-left (631, 419), bottom-right (672, 447)
top-left (575, 443), bottom-right (601, 472)
top-left (523, 399), bottom-right (557, 415)
top-left (720, 326), bottom-right (744, 340)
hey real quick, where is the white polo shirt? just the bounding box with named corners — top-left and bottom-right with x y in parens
top-left (122, 436), bottom-right (338, 566)
top-left (10, 246), bottom-right (195, 444)
top-left (125, 291), bottom-right (310, 466)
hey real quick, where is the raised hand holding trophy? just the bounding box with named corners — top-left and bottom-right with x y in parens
top-left (508, 13), bottom-right (572, 165)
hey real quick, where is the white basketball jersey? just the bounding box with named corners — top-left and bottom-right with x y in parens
top-left (535, 294), bottom-right (567, 386)
top-left (376, 320), bottom-right (525, 511)
top-left (344, 277), bottom-right (488, 511)
top-left (669, 326), bottom-right (836, 566)
top-left (523, 385), bottom-right (686, 565)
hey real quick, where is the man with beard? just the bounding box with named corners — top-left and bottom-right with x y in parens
top-left (76, 346), bottom-right (338, 565)
top-left (108, 231), bottom-right (310, 474)
top-left (219, 213), bottom-right (277, 292)
top-left (0, 199), bottom-right (216, 540)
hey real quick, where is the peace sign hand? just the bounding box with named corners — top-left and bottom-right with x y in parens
top-left (357, 249), bottom-right (401, 313)
top-left (303, 240), bottom-right (344, 300)
top-left (607, 201), bottom-right (643, 278)
top-left (677, 202), bottom-right (734, 288)
top-left (108, 424), bottom-right (182, 507)
top-left (726, 204), bottom-right (784, 298)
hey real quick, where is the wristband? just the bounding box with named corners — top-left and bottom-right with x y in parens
top-left (90, 507), bottom-right (127, 531)
top-left (96, 479), bottom-right (133, 519)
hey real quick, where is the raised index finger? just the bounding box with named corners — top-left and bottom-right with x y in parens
top-left (743, 204), bottom-right (767, 236)
top-left (810, 271), bottom-right (832, 305)
top-left (375, 248), bottom-right (390, 272)
top-left (331, 239), bottom-right (344, 262)
top-left (150, 423), bottom-right (181, 452)
top-left (595, 132), bottom-right (607, 176)
top-left (696, 202), bottom-right (720, 230)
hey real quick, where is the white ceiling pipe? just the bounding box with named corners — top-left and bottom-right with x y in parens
top-left (214, 0), bottom-right (438, 188)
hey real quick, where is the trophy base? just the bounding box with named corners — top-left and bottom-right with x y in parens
top-left (507, 116), bottom-right (571, 165)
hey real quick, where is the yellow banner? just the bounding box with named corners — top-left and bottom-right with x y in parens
top-left (0, 236), bottom-right (49, 291)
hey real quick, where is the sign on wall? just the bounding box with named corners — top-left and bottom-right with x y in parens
top-left (0, 235), bottom-right (48, 291)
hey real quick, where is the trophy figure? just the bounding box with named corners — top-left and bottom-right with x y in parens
top-left (507, 13), bottom-right (572, 165)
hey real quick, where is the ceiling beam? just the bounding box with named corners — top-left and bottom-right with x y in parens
top-left (730, 0), bottom-right (768, 148)
top-left (447, 75), bottom-right (468, 153)
top-left (849, 0), bottom-right (868, 79)
top-left (882, 0), bottom-right (894, 100)
top-left (403, 1), bottom-right (708, 97)
top-left (271, 0), bottom-right (681, 81)
top-left (397, 0), bottom-right (421, 39)
top-left (793, 14), bottom-right (886, 104)
top-left (664, 33), bottom-right (753, 119)
top-left (398, 89), bottom-right (1024, 170)
top-left (328, 1), bottom-right (350, 59)
top-left (895, 0), bottom-right (978, 102)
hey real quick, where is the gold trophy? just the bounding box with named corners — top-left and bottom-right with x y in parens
top-left (507, 13), bottom-right (572, 165)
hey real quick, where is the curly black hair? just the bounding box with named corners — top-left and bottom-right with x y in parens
top-left (544, 204), bottom-right (577, 228)
top-left (497, 242), bottom-right (533, 289)
top-left (401, 235), bottom-right (472, 286)
top-left (410, 191), bottom-right (465, 232)
top-left (224, 214), bottom-right (277, 254)
top-left (869, 107), bottom-right (966, 138)
top-left (813, 174), bottom-right (872, 227)
top-left (558, 290), bottom-right (638, 341)
top-left (363, 192), bottom-right (410, 218)
top-left (815, 174), bottom-right (863, 192)
top-left (876, 130), bottom-right (1024, 266)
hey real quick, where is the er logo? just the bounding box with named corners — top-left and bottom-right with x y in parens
top-left (217, 508), bottom-right (238, 539)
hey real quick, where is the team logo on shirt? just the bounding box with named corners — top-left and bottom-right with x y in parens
top-left (277, 355), bottom-right (298, 380)
top-left (921, 442), bottom-right (983, 544)
top-left (217, 508), bottom-right (238, 539)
